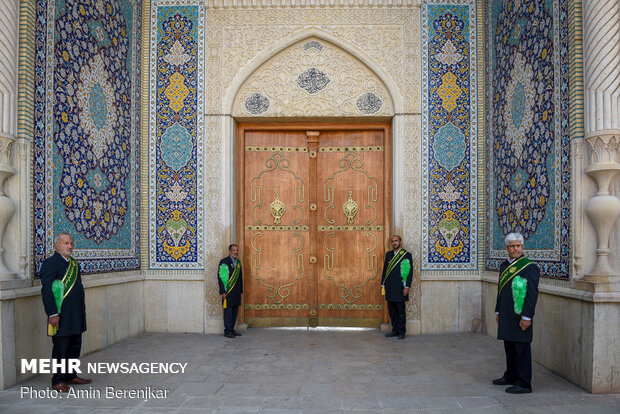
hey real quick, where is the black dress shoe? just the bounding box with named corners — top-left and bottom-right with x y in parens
top-left (505, 385), bottom-right (532, 394)
top-left (232, 330), bottom-right (242, 336)
top-left (398, 333), bottom-right (406, 339)
top-left (492, 377), bottom-right (514, 386)
top-left (385, 332), bottom-right (398, 337)
top-left (224, 332), bottom-right (235, 338)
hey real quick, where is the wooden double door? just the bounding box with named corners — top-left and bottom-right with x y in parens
top-left (238, 123), bottom-right (391, 327)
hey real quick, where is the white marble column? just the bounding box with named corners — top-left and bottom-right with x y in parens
top-left (582, 0), bottom-right (620, 284)
top-left (0, 0), bottom-right (18, 280)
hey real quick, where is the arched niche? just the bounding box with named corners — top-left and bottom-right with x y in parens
top-left (231, 36), bottom-right (395, 118)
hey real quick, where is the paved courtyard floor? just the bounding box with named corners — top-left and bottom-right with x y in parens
top-left (0, 329), bottom-right (618, 413)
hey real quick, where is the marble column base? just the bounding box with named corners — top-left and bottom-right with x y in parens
top-left (573, 278), bottom-right (620, 292)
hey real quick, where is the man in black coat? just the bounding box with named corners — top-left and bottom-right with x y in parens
top-left (493, 232), bottom-right (540, 394)
top-left (218, 244), bottom-right (243, 338)
top-left (40, 233), bottom-right (91, 392)
top-left (381, 235), bottom-right (413, 339)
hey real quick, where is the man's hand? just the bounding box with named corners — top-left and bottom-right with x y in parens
top-left (403, 287), bottom-right (410, 295)
top-left (48, 315), bottom-right (60, 329)
top-left (519, 318), bottom-right (531, 330)
top-left (496, 314), bottom-right (499, 324)
top-left (221, 293), bottom-right (227, 299)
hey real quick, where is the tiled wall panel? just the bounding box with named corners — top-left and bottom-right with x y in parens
top-left (421, 0), bottom-right (479, 270)
top-left (486, 0), bottom-right (570, 278)
top-left (148, 1), bottom-right (204, 269)
top-left (33, 0), bottom-right (141, 273)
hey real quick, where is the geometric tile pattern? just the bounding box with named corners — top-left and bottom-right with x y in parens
top-left (486, 0), bottom-right (571, 278)
top-left (33, 0), bottom-right (141, 274)
top-left (148, 1), bottom-right (204, 269)
top-left (421, 1), bottom-right (479, 270)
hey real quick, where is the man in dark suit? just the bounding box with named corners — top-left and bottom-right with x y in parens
top-left (381, 235), bottom-right (413, 339)
top-left (40, 233), bottom-right (91, 392)
top-left (218, 244), bottom-right (243, 338)
top-left (493, 232), bottom-right (540, 394)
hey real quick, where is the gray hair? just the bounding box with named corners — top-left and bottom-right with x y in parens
top-left (53, 232), bottom-right (71, 245)
top-left (504, 232), bottom-right (524, 246)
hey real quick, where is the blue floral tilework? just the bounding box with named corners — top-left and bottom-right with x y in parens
top-left (33, 0), bottom-right (141, 274)
top-left (421, 0), bottom-right (479, 270)
top-left (486, 0), bottom-right (570, 278)
top-left (148, 2), bottom-right (204, 269)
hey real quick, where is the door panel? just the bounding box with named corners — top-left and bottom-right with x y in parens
top-left (243, 131), bottom-right (312, 324)
top-left (240, 125), bottom-right (390, 327)
top-left (316, 131), bottom-right (384, 324)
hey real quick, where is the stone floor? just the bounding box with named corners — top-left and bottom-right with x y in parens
top-left (1, 329), bottom-right (618, 413)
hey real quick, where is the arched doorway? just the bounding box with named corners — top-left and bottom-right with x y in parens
top-left (227, 33), bottom-right (398, 327)
top-left (237, 123), bottom-right (391, 327)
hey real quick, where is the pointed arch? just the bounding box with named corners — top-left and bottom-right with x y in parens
top-left (222, 26), bottom-right (403, 115)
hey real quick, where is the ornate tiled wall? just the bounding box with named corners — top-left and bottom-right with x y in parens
top-left (486, 0), bottom-right (570, 278)
top-left (148, 1), bottom-right (204, 269)
top-left (33, 0), bottom-right (141, 273)
top-left (421, 0), bottom-right (480, 270)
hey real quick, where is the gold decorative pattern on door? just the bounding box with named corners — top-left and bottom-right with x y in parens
top-left (239, 125), bottom-right (390, 327)
top-left (244, 131), bottom-right (310, 317)
top-left (315, 130), bottom-right (385, 324)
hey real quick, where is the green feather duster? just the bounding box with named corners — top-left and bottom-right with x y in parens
top-left (219, 264), bottom-right (229, 286)
top-left (51, 279), bottom-right (64, 313)
top-left (400, 258), bottom-right (411, 285)
top-left (512, 275), bottom-right (527, 315)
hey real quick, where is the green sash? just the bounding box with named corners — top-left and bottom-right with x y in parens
top-left (382, 248), bottom-right (408, 285)
top-left (226, 261), bottom-right (241, 293)
top-left (61, 257), bottom-right (78, 300)
top-left (498, 256), bottom-right (533, 296)
top-left (48, 257), bottom-right (78, 336)
top-left (219, 260), bottom-right (241, 309)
